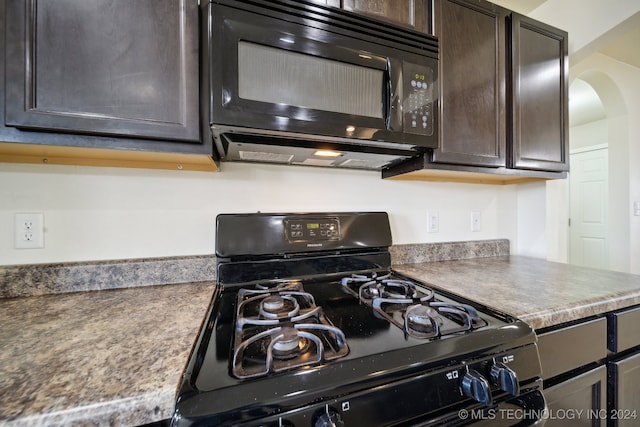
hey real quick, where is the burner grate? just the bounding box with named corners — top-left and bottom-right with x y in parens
top-left (341, 272), bottom-right (487, 338)
top-left (232, 282), bottom-right (349, 379)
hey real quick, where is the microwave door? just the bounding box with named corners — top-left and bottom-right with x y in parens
top-left (236, 41), bottom-right (387, 124)
top-left (210, 4), bottom-right (394, 141)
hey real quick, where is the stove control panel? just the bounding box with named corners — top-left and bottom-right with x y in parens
top-left (216, 212), bottom-right (390, 257)
top-left (285, 218), bottom-right (341, 242)
top-left (460, 362), bottom-right (519, 406)
top-left (235, 343), bottom-right (544, 426)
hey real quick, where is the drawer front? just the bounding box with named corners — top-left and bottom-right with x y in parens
top-left (608, 306), bottom-right (640, 353)
top-left (537, 317), bottom-right (607, 380)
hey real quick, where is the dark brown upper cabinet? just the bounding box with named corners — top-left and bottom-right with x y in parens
top-left (342, 0), bottom-right (432, 34)
top-left (510, 13), bottom-right (569, 172)
top-left (431, 0), bottom-right (508, 168)
top-left (306, 0), bottom-right (432, 34)
top-left (388, 0), bottom-right (569, 181)
top-left (4, 0), bottom-right (200, 144)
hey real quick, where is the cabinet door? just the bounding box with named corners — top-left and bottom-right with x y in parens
top-left (5, 0), bottom-right (200, 143)
top-left (430, 0), bottom-right (507, 167)
top-left (544, 365), bottom-right (607, 426)
top-left (610, 353), bottom-right (640, 427)
top-left (510, 14), bottom-right (568, 172)
top-left (342, 0), bottom-right (432, 34)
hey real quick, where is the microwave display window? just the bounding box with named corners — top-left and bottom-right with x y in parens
top-left (238, 41), bottom-right (384, 118)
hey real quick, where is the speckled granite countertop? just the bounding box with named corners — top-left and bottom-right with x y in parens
top-left (395, 256), bottom-right (640, 330)
top-left (3, 248), bottom-right (640, 427)
top-left (0, 281), bottom-right (214, 427)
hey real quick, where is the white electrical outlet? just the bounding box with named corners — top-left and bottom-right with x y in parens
top-left (15, 213), bottom-right (45, 249)
top-left (470, 211), bottom-right (481, 232)
top-left (427, 211), bottom-right (439, 233)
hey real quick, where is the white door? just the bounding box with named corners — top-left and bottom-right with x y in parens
top-left (569, 147), bottom-right (609, 269)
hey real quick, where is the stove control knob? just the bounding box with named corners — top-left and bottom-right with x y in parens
top-left (314, 408), bottom-right (344, 427)
top-left (490, 362), bottom-right (520, 396)
top-left (461, 369), bottom-right (492, 406)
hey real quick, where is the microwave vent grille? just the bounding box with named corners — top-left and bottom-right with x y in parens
top-left (339, 158), bottom-right (390, 169)
top-left (239, 151), bottom-right (294, 164)
top-left (300, 158), bottom-right (337, 167)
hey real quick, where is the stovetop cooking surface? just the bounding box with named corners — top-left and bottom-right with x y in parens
top-left (194, 270), bottom-right (523, 392)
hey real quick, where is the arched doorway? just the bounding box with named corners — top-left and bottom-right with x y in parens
top-left (568, 71), bottom-right (629, 272)
top-left (568, 79), bottom-right (608, 269)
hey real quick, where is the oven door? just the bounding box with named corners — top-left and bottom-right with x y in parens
top-left (208, 1), bottom-right (438, 150)
top-left (422, 389), bottom-right (547, 426)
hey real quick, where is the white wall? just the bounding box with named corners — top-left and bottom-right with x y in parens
top-left (516, 182), bottom-right (547, 258)
top-left (546, 178), bottom-right (569, 263)
top-left (528, 0), bottom-right (640, 62)
top-left (570, 119), bottom-right (608, 151)
top-left (0, 161), bottom-right (535, 265)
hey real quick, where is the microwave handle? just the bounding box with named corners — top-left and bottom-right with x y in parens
top-left (386, 58), bottom-right (403, 132)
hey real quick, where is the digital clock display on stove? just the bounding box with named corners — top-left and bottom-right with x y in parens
top-left (285, 217), bottom-right (340, 242)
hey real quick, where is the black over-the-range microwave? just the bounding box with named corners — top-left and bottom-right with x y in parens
top-left (205, 0), bottom-right (439, 171)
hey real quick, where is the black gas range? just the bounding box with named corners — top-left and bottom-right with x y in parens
top-left (171, 212), bottom-right (547, 426)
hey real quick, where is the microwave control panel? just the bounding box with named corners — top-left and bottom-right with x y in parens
top-left (403, 61), bottom-right (434, 136)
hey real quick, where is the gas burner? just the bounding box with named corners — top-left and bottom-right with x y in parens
top-left (236, 288), bottom-right (317, 328)
top-left (341, 272), bottom-right (486, 339)
top-left (271, 327), bottom-right (308, 359)
top-left (259, 295), bottom-right (300, 319)
top-left (342, 272), bottom-right (434, 303)
top-left (233, 322), bottom-right (348, 378)
top-left (405, 304), bottom-right (441, 338)
top-left (232, 284), bottom-right (349, 378)
top-left (262, 295), bottom-right (286, 312)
